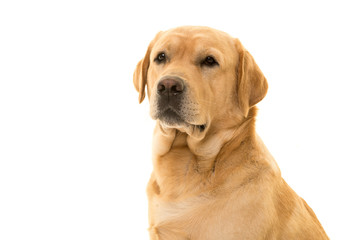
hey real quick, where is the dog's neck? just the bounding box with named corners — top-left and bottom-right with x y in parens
top-left (152, 108), bottom-right (258, 173)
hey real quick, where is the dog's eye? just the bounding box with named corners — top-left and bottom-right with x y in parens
top-left (155, 52), bottom-right (166, 63)
top-left (202, 56), bottom-right (218, 67)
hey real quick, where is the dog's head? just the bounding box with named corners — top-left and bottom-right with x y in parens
top-left (133, 26), bottom-right (267, 137)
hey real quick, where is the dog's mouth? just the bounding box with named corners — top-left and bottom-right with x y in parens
top-left (157, 107), bottom-right (207, 133)
top-left (158, 108), bottom-right (183, 125)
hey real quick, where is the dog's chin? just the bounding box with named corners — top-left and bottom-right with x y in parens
top-left (156, 109), bottom-right (207, 139)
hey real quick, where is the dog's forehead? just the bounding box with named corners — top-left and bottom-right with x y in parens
top-left (153, 27), bottom-right (235, 54)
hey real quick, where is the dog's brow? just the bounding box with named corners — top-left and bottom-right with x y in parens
top-left (195, 48), bottom-right (223, 64)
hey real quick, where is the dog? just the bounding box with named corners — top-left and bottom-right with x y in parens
top-left (133, 26), bottom-right (329, 240)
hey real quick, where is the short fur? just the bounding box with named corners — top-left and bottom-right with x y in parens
top-left (133, 26), bottom-right (328, 240)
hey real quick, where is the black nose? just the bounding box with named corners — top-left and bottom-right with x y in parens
top-left (157, 78), bottom-right (184, 96)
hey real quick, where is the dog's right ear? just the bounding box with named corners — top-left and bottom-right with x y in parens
top-left (133, 32), bottom-right (162, 103)
top-left (133, 46), bottom-right (151, 104)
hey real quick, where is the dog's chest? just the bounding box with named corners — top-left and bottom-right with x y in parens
top-left (150, 192), bottom-right (260, 240)
top-left (150, 194), bottom-right (220, 239)
top-left (152, 195), bottom-right (201, 225)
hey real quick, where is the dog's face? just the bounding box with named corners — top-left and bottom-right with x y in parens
top-left (134, 26), bottom-right (268, 137)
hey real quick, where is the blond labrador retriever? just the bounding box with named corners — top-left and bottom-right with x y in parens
top-left (133, 26), bottom-right (329, 240)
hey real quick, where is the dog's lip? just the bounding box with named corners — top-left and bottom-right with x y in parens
top-left (158, 107), bottom-right (207, 132)
top-left (158, 106), bottom-right (182, 120)
top-left (187, 123), bottom-right (206, 130)
top-left (196, 124), bottom-right (206, 132)
top-left (159, 105), bottom-right (180, 114)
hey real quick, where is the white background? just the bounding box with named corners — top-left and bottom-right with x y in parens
top-left (1, 0), bottom-right (359, 239)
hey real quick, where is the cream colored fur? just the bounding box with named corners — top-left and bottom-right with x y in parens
top-left (133, 26), bottom-right (328, 240)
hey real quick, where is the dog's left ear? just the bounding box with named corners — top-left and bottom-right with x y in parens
top-left (235, 39), bottom-right (268, 117)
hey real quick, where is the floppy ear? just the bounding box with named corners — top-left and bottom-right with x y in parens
top-left (133, 46), bottom-right (152, 103)
top-left (133, 31), bottom-right (163, 103)
top-left (235, 39), bottom-right (268, 117)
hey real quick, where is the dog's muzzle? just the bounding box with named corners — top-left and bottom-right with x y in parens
top-left (156, 76), bottom-right (186, 125)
